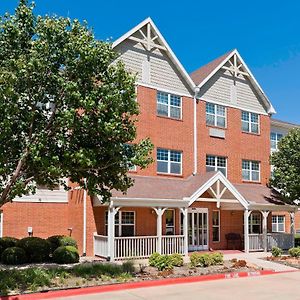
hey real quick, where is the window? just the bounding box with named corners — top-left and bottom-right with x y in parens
top-left (272, 215), bottom-right (285, 232)
top-left (165, 209), bottom-right (175, 235)
top-left (105, 211), bottom-right (135, 237)
top-left (270, 132), bottom-right (283, 151)
top-left (212, 211), bottom-right (220, 242)
top-left (157, 91), bottom-right (181, 119)
top-left (249, 212), bottom-right (261, 234)
top-left (242, 160), bottom-right (260, 181)
top-left (157, 148), bottom-right (182, 175)
top-left (206, 155), bottom-right (227, 177)
top-left (206, 103), bottom-right (226, 128)
top-left (241, 111), bottom-right (259, 133)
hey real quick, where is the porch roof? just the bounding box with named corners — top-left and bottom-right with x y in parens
top-left (104, 172), bottom-right (297, 212)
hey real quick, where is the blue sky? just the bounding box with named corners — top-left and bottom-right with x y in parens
top-left (1, 0), bottom-right (300, 123)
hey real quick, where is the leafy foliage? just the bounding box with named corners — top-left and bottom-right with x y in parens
top-left (288, 247), bottom-right (300, 258)
top-left (149, 252), bottom-right (184, 270)
top-left (271, 129), bottom-right (300, 204)
top-left (190, 252), bottom-right (223, 267)
top-left (1, 246), bottom-right (28, 265)
top-left (271, 246), bottom-right (283, 257)
top-left (52, 246), bottom-right (79, 264)
top-left (0, 237), bottom-right (19, 256)
top-left (0, 0), bottom-right (153, 206)
top-left (169, 253), bottom-right (184, 267)
top-left (47, 235), bottom-right (77, 252)
top-left (16, 237), bottom-right (51, 262)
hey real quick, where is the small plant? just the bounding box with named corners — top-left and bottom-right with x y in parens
top-left (149, 252), bottom-right (160, 267)
top-left (271, 246), bottom-right (283, 257)
top-left (1, 247), bottom-right (27, 265)
top-left (210, 252), bottom-right (223, 265)
top-left (122, 260), bottom-right (135, 273)
top-left (154, 255), bottom-right (173, 271)
top-left (0, 237), bottom-right (19, 256)
top-left (47, 235), bottom-right (78, 253)
top-left (288, 247), bottom-right (300, 258)
top-left (169, 253), bottom-right (184, 267)
top-left (16, 237), bottom-right (51, 263)
top-left (190, 252), bottom-right (222, 267)
top-left (52, 246), bottom-right (79, 264)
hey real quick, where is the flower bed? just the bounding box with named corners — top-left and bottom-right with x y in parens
top-left (265, 246), bottom-right (300, 269)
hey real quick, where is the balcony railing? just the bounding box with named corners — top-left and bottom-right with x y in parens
top-left (249, 233), bottom-right (294, 251)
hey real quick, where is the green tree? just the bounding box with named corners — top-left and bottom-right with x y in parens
top-left (0, 0), bottom-right (153, 206)
top-left (271, 128), bottom-right (300, 204)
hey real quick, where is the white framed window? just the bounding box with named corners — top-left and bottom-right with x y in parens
top-left (157, 91), bottom-right (182, 119)
top-left (241, 111), bottom-right (259, 133)
top-left (165, 209), bottom-right (175, 235)
top-left (272, 215), bottom-right (285, 232)
top-left (157, 148), bottom-right (182, 175)
top-left (206, 155), bottom-right (227, 177)
top-left (212, 210), bottom-right (220, 242)
top-left (105, 211), bottom-right (135, 237)
top-left (249, 212), bottom-right (261, 234)
top-left (270, 132), bottom-right (283, 151)
top-left (242, 160), bottom-right (260, 182)
top-left (206, 102), bottom-right (226, 128)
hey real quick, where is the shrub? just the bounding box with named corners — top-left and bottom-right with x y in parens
top-left (149, 252), bottom-right (160, 267)
top-left (169, 253), bottom-right (183, 267)
top-left (190, 252), bottom-right (223, 267)
top-left (47, 235), bottom-right (78, 252)
top-left (154, 255), bottom-right (173, 271)
top-left (271, 246), bottom-right (283, 257)
top-left (288, 247), bottom-right (300, 258)
top-left (0, 237), bottom-right (19, 256)
top-left (52, 246), bottom-right (79, 264)
top-left (17, 237), bottom-right (51, 263)
top-left (1, 247), bottom-right (27, 265)
top-left (122, 260), bottom-right (135, 273)
top-left (210, 252), bottom-right (224, 264)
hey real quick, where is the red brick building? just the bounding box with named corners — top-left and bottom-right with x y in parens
top-left (0, 18), bottom-right (298, 260)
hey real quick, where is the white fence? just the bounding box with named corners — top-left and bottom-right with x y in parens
top-left (249, 233), bottom-right (294, 251)
top-left (93, 234), bottom-right (108, 258)
top-left (94, 234), bottom-right (185, 260)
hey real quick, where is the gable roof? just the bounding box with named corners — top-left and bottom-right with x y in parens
top-left (112, 17), bottom-right (196, 93)
top-left (190, 49), bottom-right (276, 114)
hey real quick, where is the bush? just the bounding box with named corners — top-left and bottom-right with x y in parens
top-left (52, 246), bottom-right (79, 264)
top-left (1, 247), bottom-right (27, 265)
top-left (17, 237), bottom-right (51, 263)
top-left (169, 253), bottom-right (183, 267)
top-left (295, 234), bottom-right (300, 247)
top-left (190, 252), bottom-right (223, 267)
top-left (149, 252), bottom-right (160, 267)
top-left (271, 246), bottom-right (283, 257)
top-left (288, 247), bottom-right (300, 258)
top-left (47, 235), bottom-right (78, 252)
top-left (0, 237), bottom-right (19, 256)
top-left (122, 260), bottom-right (135, 273)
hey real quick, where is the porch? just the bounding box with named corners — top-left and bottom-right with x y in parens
top-left (92, 172), bottom-right (297, 261)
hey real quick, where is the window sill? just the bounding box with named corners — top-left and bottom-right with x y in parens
top-left (242, 131), bottom-right (261, 136)
top-left (206, 124), bottom-right (227, 130)
top-left (242, 180), bottom-right (261, 184)
top-left (212, 241), bottom-right (220, 243)
top-left (157, 172), bottom-right (183, 178)
top-left (157, 115), bottom-right (183, 122)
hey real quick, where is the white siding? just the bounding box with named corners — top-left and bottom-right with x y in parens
top-left (270, 125), bottom-right (290, 137)
top-left (114, 39), bottom-right (192, 96)
top-left (199, 69), bottom-right (268, 114)
top-left (13, 189), bottom-right (68, 203)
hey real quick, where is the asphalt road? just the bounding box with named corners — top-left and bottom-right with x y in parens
top-left (56, 271), bottom-right (300, 300)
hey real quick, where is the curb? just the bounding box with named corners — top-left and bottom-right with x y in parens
top-left (1, 269), bottom-right (297, 300)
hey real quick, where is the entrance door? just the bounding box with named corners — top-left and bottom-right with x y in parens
top-left (188, 208), bottom-right (208, 251)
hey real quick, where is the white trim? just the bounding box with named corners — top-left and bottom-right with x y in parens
top-left (242, 160), bottom-right (260, 182)
top-left (272, 215), bottom-right (285, 233)
top-left (137, 81), bottom-right (193, 99)
top-left (0, 211), bottom-right (3, 238)
top-left (13, 189), bottom-right (68, 203)
top-left (112, 17), bottom-right (196, 92)
top-left (241, 111), bottom-right (260, 134)
top-left (197, 49), bottom-right (276, 114)
top-left (205, 102), bottom-right (227, 128)
top-left (212, 210), bottom-right (220, 243)
top-left (156, 90), bottom-right (182, 120)
top-left (200, 97), bottom-right (269, 116)
top-left (157, 148), bottom-right (182, 176)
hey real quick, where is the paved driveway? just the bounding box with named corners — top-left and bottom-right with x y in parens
top-left (57, 271), bottom-right (300, 300)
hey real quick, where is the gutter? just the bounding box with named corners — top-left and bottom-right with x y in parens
top-left (82, 184), bottom-right (87, 256)
top-left (193, 86), bottom-right (200, 175)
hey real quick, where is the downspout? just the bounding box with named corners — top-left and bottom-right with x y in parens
top-left (82, 182), bottom-right (87, 256)
top-left (193, 86), bottom-right (200, 175)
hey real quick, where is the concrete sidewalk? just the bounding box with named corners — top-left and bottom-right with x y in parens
top-left (223, 251), bottom-right (298, 272)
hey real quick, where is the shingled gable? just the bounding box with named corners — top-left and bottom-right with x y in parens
top-left (190, 49), bottom-right (276, 114)
top-left (112, 17), bottom-right (196, 94)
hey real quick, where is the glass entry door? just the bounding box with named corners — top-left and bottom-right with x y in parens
top-left (188, 208), bottom-right (208, 251)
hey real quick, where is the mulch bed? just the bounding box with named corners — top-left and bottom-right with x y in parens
top-left (265, 256), bottom-right (300, 269)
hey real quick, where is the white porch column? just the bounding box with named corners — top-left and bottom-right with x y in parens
top-left (107, 205), bottom-right (120, 262)
top-left (244, 209), bottom-right (251, 253)
top-left (180, 207), bottom-right (188, 257)
top-left (290, 212), bottom-right (296, 247)
top-left (153, 207), bottom-right (166, 254)
top-left (262, 211), bottom-right (270, 252)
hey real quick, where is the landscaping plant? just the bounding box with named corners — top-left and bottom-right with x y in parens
top-left (190, 252), bottom-right (223, 267)
top-left (0, 237), bottom-right (19, 256)
top-left (288, 247), bottom-right (300, 258)
top-left (47, 235), bottom-right (78, 252)
top-left (1, 246), bottom-right (27, 265)
top-left (52, 246), bottom-right (79, 264)
top-left (271, 246), bottom-right (283, 257)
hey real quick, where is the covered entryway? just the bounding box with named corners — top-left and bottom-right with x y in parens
top-left (188, 208), bottom-right (208, 251)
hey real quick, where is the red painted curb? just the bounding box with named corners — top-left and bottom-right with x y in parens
top-left (0, 269), bottom-right (297, 300)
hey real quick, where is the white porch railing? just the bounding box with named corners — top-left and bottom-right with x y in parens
top-left (162, 235), bottom-right (185, 255)
top-left (114, 236), bottom-right (158, 260)
top-left (93, 234), bottom-right (108, 258)
top-left (249, 233), bottom-right (294, 251)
